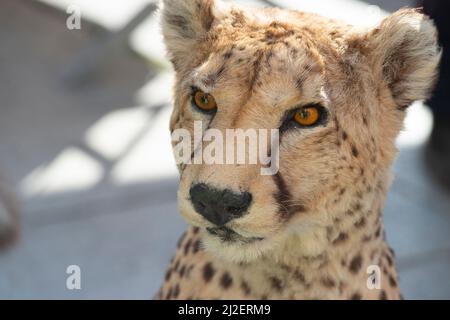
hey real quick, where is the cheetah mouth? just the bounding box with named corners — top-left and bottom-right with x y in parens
top-left (206, 226), bottom-right (264, 244)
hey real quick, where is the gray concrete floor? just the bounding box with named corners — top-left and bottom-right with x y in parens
top-left (0, 0), bottom-right (449, 299)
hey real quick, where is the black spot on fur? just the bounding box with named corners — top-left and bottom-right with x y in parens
top-left (223, 49), bottom-right (233, 60)
top-left (184, 238), bottom-right (192, 255)
top-left (385, 252), bottom-right (393, 267)
top-left (172, 284), bottom-right (180, 299)
top-left (177, 232), bottom-right (186, 248)
top-left (346, 209), bottom-right (355, 216)
top-left (351, 292), bottom-right (362, 300)
top-left (165, 287), bottom-right (173, 300)
top-left (294, 270), bottom-right (306, 283)
top-left (203, 263), bottom-right (215, 282)
top-left (388, 275), bottom-right (397, 287)
top-left (165, 268), bottom-right (172, 281)
top-left (353, 202), bottom-right (362, 212)
top-left (321, 277), bottom-right (336, 288)
top-left (192, 239), bottom-right (202, 254)
top-left (389, 247), bottom-right (396, 257)
top-left (179, 265), bottom-right (186, 278)
top-left (362, 116), bottom-right (368, 126)
top-left (270, 277), bottom-right (283, 292)
top-left (241, 280), bottom-right (251, 296)
top-left (349, 255), bottom-right (363, 274)
top-left (174, 259), bottom-right (180, 272)
top-left (333, 232), bottom-right (348, 245)
top-left (220, 272), bottom-right (233, 289)
top-left (354, 217), bottom-right (366, 229)
top-left (375, 225), bottom-right (382, 238)
top-left (351, 145), bottom-right (359, 158)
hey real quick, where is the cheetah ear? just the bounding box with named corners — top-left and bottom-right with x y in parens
top-left (161, 0), bottom-right (225, 71)
top-left (366, 8), bottom-right (441, 108)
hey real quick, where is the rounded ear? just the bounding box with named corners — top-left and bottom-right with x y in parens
top-left (160, 0), bottom-right (224, 71)
top-left (366, 8), bottom-right (441, 108)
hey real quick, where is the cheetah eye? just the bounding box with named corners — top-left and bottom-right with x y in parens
top-left (280, 104), bottom-right (327, 132)
top-left (293, 106), bottom-right (321, 127)
top-left (192, 89), bottom-right (217, 113)
top-left (292, 104), bottom-right (327, 128)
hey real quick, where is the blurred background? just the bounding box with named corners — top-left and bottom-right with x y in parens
top-left (0, 0), bottom-right (449, 299)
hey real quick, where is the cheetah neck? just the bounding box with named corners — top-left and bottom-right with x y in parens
top-left (232, 174), bottom-right (396, 299)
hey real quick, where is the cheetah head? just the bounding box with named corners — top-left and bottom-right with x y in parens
top-left (161, 0), bottom-right (440, 263)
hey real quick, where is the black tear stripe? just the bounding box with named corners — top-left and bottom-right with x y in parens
top-left (272, 172), bottom-right (306, 220)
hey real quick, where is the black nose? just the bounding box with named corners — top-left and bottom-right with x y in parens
top-left (189, 183), bottom-right (252, 226)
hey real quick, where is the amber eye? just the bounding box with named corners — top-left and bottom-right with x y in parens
top-left (193, 90), bottom-right (217, 112)
top-left (293, 106), bottom-right (321, 127)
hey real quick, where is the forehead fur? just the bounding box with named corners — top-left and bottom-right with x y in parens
top-left (190, 34), bottom-right (325, 105)
top-left (169, 5), bottom-right (352, 127)
top-left (173, 4), bottom-right (350, 76)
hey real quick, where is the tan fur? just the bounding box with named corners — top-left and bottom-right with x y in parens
top-left (157, 0), bottom-right (441, 300)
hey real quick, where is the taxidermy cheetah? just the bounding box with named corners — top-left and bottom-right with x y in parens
top-left (157, 0), bottom-right (441, 300)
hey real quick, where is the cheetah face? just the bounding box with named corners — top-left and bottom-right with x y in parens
top-left (161, 0), bottom-right (440, 262)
